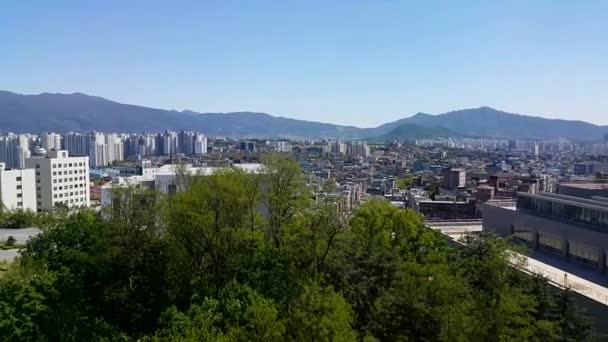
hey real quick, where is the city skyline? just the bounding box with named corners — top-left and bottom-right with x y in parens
top-left (2, 1), bottom-right (607, 126)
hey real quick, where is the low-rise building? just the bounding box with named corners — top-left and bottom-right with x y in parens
top-left (0, 162), bottom-right (37, 211)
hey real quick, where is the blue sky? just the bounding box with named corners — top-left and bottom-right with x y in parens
top-left (1, 1), bottom-right (607, 127)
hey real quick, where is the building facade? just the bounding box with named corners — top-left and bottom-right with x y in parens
top-left (483, 192), bottom-right (608, 272)
top-left (0, 162), bottom-right (37, 211)
top-left (25, 150), bottom-right (90, 211)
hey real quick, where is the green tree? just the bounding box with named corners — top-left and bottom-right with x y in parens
top-left (286, 282), bottom-right (357, 342)
top-left (262, 154), bottom-right (310, 249)
top-left (396, 176), bottom-right (413, 190)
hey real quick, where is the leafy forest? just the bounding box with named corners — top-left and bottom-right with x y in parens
top-left (0, 155), bottom-right (596, 341)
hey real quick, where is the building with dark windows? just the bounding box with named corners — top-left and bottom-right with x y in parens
top-left (483, 191), bottom-right (608, 272)
top-left (557, 183), bottom-right (608, 200)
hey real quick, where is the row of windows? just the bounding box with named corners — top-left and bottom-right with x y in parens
top-left (52, 169), bottom-right (86, 176)
top-left (517, 196), bottom-right (608, 232)
top-left (51, 197), bottom-right (86, 205)
top-left (53, 177), bottom-right (86, 184)
top-left (52, 162), bottom-right (85, 168)
top-left (53, 191), bottom-right (86, 198)
top-left (53, 183), bottom-right (86, 191)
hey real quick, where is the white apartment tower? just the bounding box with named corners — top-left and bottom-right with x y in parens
top-left (0, 133), bottom-right (31, 169)
top-left (194, 134), bottom-right (208, 155)
top-left (25, 150), bottom-right (90, 211)
top-left (41, 132), bottom-right (62, 151)
top-left (0, 162), bottom-right (37, 211)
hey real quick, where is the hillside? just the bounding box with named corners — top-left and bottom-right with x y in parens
top-left (370, 107), bottom-right (607, 140)
top-left (0, 91), bottom-right (361, 139)
top-left (370, 123), bottom-right (460, 141)
top-left (0, 91), bottom-right (606, 140)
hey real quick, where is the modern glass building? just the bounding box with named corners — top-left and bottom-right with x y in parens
top-left (516, 192), bottom-right (608, 233)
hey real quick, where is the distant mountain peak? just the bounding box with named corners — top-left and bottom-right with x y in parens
top-left (0, 90), bottom-right (605, 140)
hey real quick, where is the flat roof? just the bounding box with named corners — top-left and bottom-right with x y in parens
top-left (559, 183), bottom-right (608, 190)
top-left (518, 192), bottom-right (608, 213)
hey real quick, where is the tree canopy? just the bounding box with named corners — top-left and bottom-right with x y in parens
top-left (0, 155), bottom-right (595, 341)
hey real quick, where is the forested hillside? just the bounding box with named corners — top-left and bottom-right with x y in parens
top-left (0, 156), bottom-right (595, 341)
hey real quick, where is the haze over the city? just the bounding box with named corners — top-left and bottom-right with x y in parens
top-left (1, 1), bottom-right (607, 127)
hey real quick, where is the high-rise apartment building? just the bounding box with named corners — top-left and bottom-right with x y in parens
top-left (0, 162), bottom-right (37, 211)
top-left (0, 133), bottom-right (31, 169)
top-left (62, 132), bottom-right (90, 156)
top-left (25, 150), bottom-right (90, 211)
top-left (40, 132), bottom-right (62, 151)
top-left (194, 134), bottom-right (208, 155)
top-left (348, 140), bottom-right (370, 157)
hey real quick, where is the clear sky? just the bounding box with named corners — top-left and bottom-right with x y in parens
top-left (1, 1), bottom-right (607, 127)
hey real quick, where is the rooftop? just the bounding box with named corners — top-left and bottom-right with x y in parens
top-left (559, 183), bottom-right (608, 190)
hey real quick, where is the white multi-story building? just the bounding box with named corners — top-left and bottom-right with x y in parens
top-left (101, 163), bottom-right (262, 208)
top-left (348, 140), bottom-right (370, 157)
top-left (0, 133), bottom-right (31, 170)
top-left (25, 150), bottom-right (90, 211)
top-left (194, 134), bottom-right (208, 155)
top-left (0, 162), bottom-right (37, 211)
top-left (40, 132), bottom-right (62, 151)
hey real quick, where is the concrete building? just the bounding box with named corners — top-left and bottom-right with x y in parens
top-left (239, 141), bottom-right (256, 153)
top-left (573, 162), bottom-right (608, 177)
top-left (0, 133), bottom-right (31, 170)
top-left (101, 163), bottom-right (263, 208)
top-left (0, 162), bottom-right (37, 211)
top-left (483, 192), bottom-right (608, 272)
top-left (194, 134), bottom-right (208, 155)
top-left (442, 168), bottom-right (466, 190)
top-left (558, 183), bottom-right (608, 200)
top-left (40, 132), bottom-right (62, 151)
top-left (25, 150), bottom-right (90, 211)
top-left (62, 132), bottom-right (90, 156)
top-left (348, 141), bottom-right (370, 157)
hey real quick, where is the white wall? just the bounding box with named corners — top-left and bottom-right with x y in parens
top-left (0, 168), bottom-right (37, 211)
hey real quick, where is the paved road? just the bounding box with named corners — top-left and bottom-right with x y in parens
top-left (0, 228), bottom-right (41, 244)
top-left (0, 228), bottom-right (41, 263)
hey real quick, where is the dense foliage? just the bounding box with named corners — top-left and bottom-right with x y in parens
top-left (0, 155), bottom-right (595, 341)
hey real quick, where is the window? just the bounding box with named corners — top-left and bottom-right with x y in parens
top-left (36, 172), bottom-right (40, 176)
top-left (53, 194), bottom-right (57, 198)
top-left (53, 179), bottom-right (57, 184)
top-left (17, 202), bottom-right (22, 207)
top-left (69, 163), bottom-right (73, 167)
top-left (16, 176), bottom-right (21, 181)
top-left (17, 193), bottom-right (22, 198)
top-left (36, 163), bottom-right (40, 168)
top-left (58, 171), bottom-right (62, 175)
top-left (53, 171), bottom-right (57, 176)
top-left (16, 185), bottom-right (21, 190)
top-left (52, 164), bottom-right (57, 168)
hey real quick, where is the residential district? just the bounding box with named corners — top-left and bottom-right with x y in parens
top-left (2, 131), bottom-right (608, 274)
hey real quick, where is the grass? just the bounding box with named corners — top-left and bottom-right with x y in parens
top-left (0, 243), bottom-right (26, 250)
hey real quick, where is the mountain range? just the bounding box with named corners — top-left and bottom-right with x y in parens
top-left (1, 90), bottom-right (606, 140)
